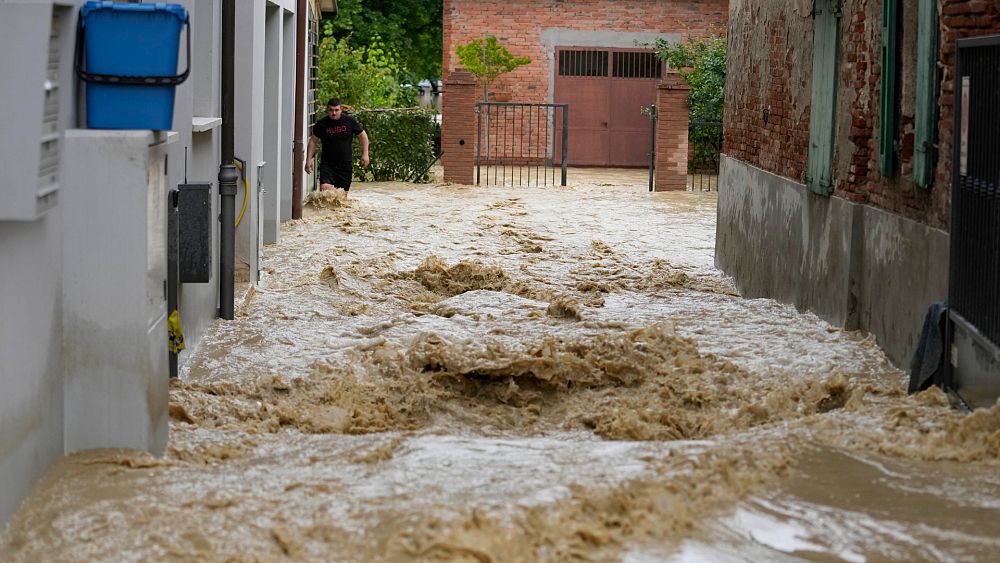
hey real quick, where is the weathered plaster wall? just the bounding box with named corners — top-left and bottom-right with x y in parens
top-left (858, 199), bottom-right (950, 368)
top-left (717, 155), bottom-right (949, 367)
top-left (716, 155), bottom-right (857, 329)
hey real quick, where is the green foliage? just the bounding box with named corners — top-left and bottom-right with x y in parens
top-left (316, 35), bottom-right (417, 112)
top-left (351, 108), bottom-right (438, 182)
top-left (687, 122), bottom-right (724, 174)
top-left (655, 31), bottom-right (726, 123)
top-left (655, 31), bottom-right (726, 172)
top-left (316, 2), bottom-right (440, 182)
top-left (455, 36), bottom-right (531, 87)
top-left (322, 0), bottom-right (442, 82)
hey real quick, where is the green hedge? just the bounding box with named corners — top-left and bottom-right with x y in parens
top-left (350, 107), bottom-right (438, 182)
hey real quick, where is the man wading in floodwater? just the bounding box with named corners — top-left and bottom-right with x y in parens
top-left (305, 98), bottom-right (370, 197)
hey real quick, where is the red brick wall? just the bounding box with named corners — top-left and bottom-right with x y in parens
top-left (443, 0), bottom-right (729, 102)
top-left (442, 69), bottom-right (478, 185)
top-left (837, 0), bottom-right (878, 205)
top-left (723, 6), bottom-right (812, 184)
top-left (725, 0), bottom-right (1000, 231)
top-left (655, 75), bottom-right (690, 191)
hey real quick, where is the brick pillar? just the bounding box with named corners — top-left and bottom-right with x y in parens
top-left (442, 67), bottom-right (478, 185)
top-left (654, 73), bottom-right (691, 191)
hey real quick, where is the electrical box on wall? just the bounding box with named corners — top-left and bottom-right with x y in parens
top-left (178, 183), bottom-right (213, 283)
top-left (0, 2), bottom-right (68, 220)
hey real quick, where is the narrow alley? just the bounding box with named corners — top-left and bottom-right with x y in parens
top-left (3, 174), bottom-right (999, 561)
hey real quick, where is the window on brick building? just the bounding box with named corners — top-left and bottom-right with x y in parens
top-left (881, 0), bottom-right (938, 186)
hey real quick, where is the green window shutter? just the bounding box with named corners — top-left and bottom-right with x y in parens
top-left (807, 0), bottom-right (841, 196)
top-left (879, 0), bottom-right (898, 177)
top-left (913, 0), bottom-right (938, 188)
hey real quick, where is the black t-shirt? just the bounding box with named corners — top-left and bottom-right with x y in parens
top-left (312, 115), bottom-right (364, 169)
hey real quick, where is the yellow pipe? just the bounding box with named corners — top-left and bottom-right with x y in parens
top-left (233, 158), bottom-right (249, 228)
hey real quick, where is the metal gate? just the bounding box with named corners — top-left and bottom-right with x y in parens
top-left (688, 121), bottom-right (723, 191)
top-left (554, 47), bottom-right (662, 166)
top-left (476, 102), bottom-right (568, 187)
top-left (947, 35), bottom-right (1000, 407)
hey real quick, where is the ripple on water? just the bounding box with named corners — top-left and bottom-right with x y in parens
top-left (3, 178), bottom-right (998, 562)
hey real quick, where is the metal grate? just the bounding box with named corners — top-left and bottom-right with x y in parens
top-left (558, 49), bottom-right (608, 77)
top-left (612, 51), bottom-right (662, 79)
top-left (308, 18), bottom-right (320, 118)
top-left (687, 121), bottom-right (723, 191)
top-left (38, 8), bottom-right (64, 190)
top-left (476, 102), bottom-right (568, 187)
top-left (950, 41), bottom-right (1000, 347)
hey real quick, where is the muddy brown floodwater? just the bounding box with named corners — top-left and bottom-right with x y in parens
top-left (4, 170), bottom-right (1000, 562)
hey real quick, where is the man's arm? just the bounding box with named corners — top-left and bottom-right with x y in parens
top-left (358, 130), bottom-right (370, 168)
top-left (305, 135), bottom-right (318, 173)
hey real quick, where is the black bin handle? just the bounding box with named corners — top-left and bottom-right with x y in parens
top-left (75, 12), bottom-right (191, 87)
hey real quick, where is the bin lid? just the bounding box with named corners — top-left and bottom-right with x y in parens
top-left (81, 1), bottom-right (188, 23)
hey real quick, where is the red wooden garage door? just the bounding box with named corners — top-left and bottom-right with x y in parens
top-left (554, 47), bottom-right (662, 167)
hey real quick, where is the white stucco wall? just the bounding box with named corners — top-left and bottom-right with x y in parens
top-left (0, 0), bottom-right (79, 525)
top-left (0, 0), bottom-right (310, 527)
top-left (0, 214), bottom-right (65, 526)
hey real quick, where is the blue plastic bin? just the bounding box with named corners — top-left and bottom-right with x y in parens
top-left (79, 1), bottom-right (189, 130)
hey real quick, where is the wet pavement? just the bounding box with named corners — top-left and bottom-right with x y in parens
top-left (3, 170), bottom-right (1000, 562)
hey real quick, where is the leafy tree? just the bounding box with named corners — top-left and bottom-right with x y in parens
top-left (455, 36), bottom-right (531, 98)
top-left (316, 35), bottom-right (416, 111)
top-left (322, 0), bottom-right (442, 82)
top-left (654, 31), bottom-right (726, 123)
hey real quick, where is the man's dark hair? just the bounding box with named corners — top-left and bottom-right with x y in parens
top-left (327, 98), bottom-right (341, 107)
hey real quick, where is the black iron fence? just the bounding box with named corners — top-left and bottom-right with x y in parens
top-left (644, 105), bottom-right (657, 192)
top-left (476, 102), bottom-right (568, 187)
top-left (645, 114), bottom-right (723, 192)
top-left (950, 40), bottom-right (1000, 349)
top-left (688, 120), bottom-right (723, 191)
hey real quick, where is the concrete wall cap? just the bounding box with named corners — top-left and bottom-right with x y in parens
top-left (659, 74), bottom-right (691, 90)
top-left (446, 67), bottom-right (477, 85)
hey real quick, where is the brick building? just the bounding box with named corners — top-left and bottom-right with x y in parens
top-left (717, 0), bottom-right (1000, 372)
top-left (441, 0), bottom-right (728, 168)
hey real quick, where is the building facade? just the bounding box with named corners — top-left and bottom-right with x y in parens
top-left (718, 0), bottom-right (1000, 368)
top-left (442, 0), bottom-right (728, 167)
top-left (0, 0), bottom-right (333, 526)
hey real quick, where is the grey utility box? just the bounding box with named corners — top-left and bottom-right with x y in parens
top-left (178, 183), bottom-right (213, 283)
top-left (62, 129), bottom-right (171, 454)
